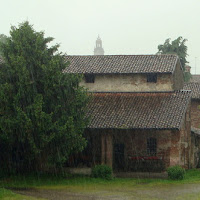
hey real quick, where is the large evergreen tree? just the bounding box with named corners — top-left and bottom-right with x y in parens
top-left (0, 34), bottom-right (8, 55)
top-left (0, 22), bottom-right (89, 172)
top-left (157, 37), bottom-right (191, 82)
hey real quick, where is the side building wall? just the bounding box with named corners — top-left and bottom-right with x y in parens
top-left (191, 99), bottom-right (200, 128)
top-left (174, 102), bottom-right (193, 168)
top-left (172, 62), bottom-right (184, 90)
top-left (190, 99), bottom-right (200, 167)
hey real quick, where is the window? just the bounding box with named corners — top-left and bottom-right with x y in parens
top-left (147, 138), bottom-right (157, 155)
top-left (84, 74), bottom-right (95, 83)
top-left (147, 73), bottom-right (157, 83)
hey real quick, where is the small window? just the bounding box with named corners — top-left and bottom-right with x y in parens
top-left (84, 74), bottom-right (95, 83)
top-left (147, 138), bottom-right (157, 156)
top-left (147, 73), bottom-right (157, 83)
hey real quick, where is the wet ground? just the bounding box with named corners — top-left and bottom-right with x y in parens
top-left (12, 183), bottom-right (200, 200)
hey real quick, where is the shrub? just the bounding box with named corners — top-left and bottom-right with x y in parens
top-left (91, 165), bottom-right (112, 180)
top-left (167, 165), bottom-right (185, 180)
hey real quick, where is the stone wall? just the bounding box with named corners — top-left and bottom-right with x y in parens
top-left (191, 99), bottom-right (200, 128)
top-left (80, 73), bottom-right (173, 92)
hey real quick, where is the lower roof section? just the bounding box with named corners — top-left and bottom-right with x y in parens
top-left (87, 91), bottom-right (191, 130)
top-left (183, 82), bottom-right (200, 100)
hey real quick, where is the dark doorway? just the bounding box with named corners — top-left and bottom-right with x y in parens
top-left (114, 144), bottom-right (125, 171)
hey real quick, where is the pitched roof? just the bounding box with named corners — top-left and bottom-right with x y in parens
top-left (183, 82), bottom-right (200, 99)
top-left (87, 91), bottom-right (191, 130)
top-left (65, 54), bottom-right (179, 74)
top-left (190, 75), bottom-right (200, 83)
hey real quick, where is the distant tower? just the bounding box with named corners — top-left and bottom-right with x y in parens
top-left (94, 35), bottom-right (104, 55)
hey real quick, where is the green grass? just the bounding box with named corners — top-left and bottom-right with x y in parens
top-left (1, 169), bottom-right (200, 190)
top-left (0, 169), bottom-right (200, 200)
top-left (0, 188), bottom-right (44, 200)
top-left (1, 169), bottom-right (200, 200)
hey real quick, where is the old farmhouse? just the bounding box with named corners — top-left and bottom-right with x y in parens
top-left (65, 54), bottom-right (196, 172)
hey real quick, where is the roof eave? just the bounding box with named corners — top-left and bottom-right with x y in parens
top-left (66, 72), bottom-right (173, 75)
top-left (86, 127), bottom-right (179, 131)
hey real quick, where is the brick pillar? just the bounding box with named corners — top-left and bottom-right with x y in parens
top-left (170, 131), bottom-right (181, 166)
top-left (105, 134), bottom-right (113, 168)
top-left (101, 134), bottom-right (113, 168)
top-left (101, 134), bottom-right (106, 164)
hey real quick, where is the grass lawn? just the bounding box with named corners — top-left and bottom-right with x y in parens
top-left (1, 169), bottom-right (200, 189)
top-left (1, 169), bottom-right (200, 199)
top-left (0, 188), bottom-right (45, 200)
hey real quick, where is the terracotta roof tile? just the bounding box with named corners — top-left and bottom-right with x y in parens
top-left (191, 75), bottom-right (200, 83)
top-left (87, 91), bottom-right (191, 129)
top-left (183, 82), bottom-right (200, 99)
top-left (65, 55), bottom-right (179, 74)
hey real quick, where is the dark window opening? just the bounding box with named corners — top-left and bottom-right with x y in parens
top-left (84, 74), bottom-right (95, 83)
top-left (147, 73), bottom-right (157, 83)
top-left (147, 138), bottom-right (157, 156)
top-left (114, 143), bottom-right (125, 170)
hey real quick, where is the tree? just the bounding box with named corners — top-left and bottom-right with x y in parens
top-left (0, 22), bottom-right (89, 172)
top-left (0, 34), bottom-right (8, 55)
top-left (157, 37), bottom-right (191, 82)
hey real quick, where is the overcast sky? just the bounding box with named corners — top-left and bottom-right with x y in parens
top-left (1, 0), bottom-right (200, 74)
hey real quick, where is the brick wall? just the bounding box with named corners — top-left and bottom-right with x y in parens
top-left (95, 129), bottom-right (173, 171)
top-left (191, 99), bottom-right (200, 128)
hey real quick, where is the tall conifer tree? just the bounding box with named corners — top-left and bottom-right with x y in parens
top-left (0, 21), bottom-right (89, 172)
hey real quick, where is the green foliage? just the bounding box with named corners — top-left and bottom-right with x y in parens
top-left (167, 165), bottom-right (185, 180)
top-left (91, 165), bottom-right (113, 180)
top-left (0, 21), bottom-right (90, 172)
top-left (184, 72), bottom-right (192, 82)
top-left (0, 34), bottom-right (8, 55)
top-left (157, 37), bottom-right (190, 82)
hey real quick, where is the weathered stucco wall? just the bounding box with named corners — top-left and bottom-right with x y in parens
top-left (80, 73), bottom-right (173, 92)
top-left (191, 99), bottom-right (200, 128)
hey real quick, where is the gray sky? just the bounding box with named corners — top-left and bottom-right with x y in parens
top-left (1, 0), bottom-right (200, 74)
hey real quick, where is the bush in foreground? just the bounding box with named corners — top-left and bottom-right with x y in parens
top-left (167, 165), bottom-right (185, 180)
top-left (91, 165), bottom-right (113, 180)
